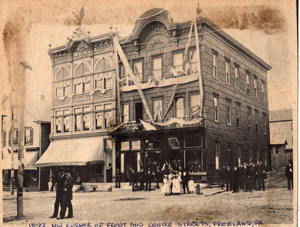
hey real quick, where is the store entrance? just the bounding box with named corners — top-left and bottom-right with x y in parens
top-left (124, 151), bottom-right (137, 181)
top-left (145, 151), bottom-right (163, 172)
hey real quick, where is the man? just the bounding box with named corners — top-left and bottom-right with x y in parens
top-left (285, 160), bottom-right (293, 190)
top-left (257, 161), bottom-right (266, 191)
top-left (181, 170), bottom-right (190, 194)
top-left (58, 169), bottom-right (74, 219)
top-left (232, 166), bottom-right (239, 193)
top-left (115, 169), bottom-right (121, 188)
top-left (50, 169), bottom-right (65, 218)
top-left (225, 166), bottom-right (231, 192)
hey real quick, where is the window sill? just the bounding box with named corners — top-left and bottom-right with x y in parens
top-left (226, 82), bottom-right (231, 86)
top-left (214, 121), bottom-right (220, 124)
top-left (212, 77), bottom-right (219, 81)
top-left (227, 124), bottom-right (232, 127)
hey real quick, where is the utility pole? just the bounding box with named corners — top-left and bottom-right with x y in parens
top-left (16, 61), bottom-right (32, 218)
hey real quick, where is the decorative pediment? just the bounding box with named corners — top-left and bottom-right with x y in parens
top-left (65, 28), bottom-right (91, 52)
top-left (126, 8), bottom-right (177, 44)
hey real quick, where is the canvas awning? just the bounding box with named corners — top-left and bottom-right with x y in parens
top-left (24, 151), bottom-right (39, 170)
top-left (35, 137), bottom-right (105, 167)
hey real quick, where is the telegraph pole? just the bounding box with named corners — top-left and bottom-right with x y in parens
top-left (16, 61), bottom-right (32, 218)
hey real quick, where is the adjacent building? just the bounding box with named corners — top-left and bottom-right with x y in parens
top-left (269, 109), bottom-right (293, 169)
top-left (36, 8), bottom-right (271, 186)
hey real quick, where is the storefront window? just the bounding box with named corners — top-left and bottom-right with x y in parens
top-left (186, 150), bottom-right (202, 173)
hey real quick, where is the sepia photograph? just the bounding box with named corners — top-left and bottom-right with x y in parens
top-left (0, 0), bottom-right (297, 226)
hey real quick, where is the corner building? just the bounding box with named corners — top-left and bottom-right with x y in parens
top-left (37, 8), bottom-right (271, 185)
top-left (111, 9), bottom-right (271, 183)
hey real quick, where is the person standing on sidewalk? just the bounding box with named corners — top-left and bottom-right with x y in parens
top-left (50, 169), bottom-right (66, 219)
top-left (58, 169), bottom-right (74, 219)
top-left (285, 160), bottom-right (293, 190)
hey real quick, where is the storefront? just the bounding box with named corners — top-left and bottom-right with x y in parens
top-left (112, 123), bottom-right (206, 182)
top-left (35, 136), bottom-right (114, 188)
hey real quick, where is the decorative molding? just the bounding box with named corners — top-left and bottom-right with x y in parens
top-left (54, 97), bottom-right (71, 106)
top-left (73, 94), bottom-right (90, 103)
top-left (94, 89), bottom-right (113, 99)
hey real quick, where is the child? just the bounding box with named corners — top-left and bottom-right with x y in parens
top-left (172, 175), bottom-right (182, 195)
top-left (162, 175), bottom-right (171, 196)
top-left (168, 172), bottom-right (173, 194)
top-left (188, 177), bottom-right (195, 194)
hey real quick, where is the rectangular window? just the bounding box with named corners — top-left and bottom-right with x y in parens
top-left (24, 128), bottom-right (33, 145)
top-left (236, 102), bottom-right (241, 128)
top-left (212, 53), bottom-right (218, 78)
top-left (104, 111), bottom-right (113, 128)
top-left (122, 103), bottom-right (129, 123)
top-left (119, 63), bottom-right (128, 86)
top-left (263, 113), bottom-right (267, 134)
top-left (254, 76), bottom-right (258, 98)
top-left (255, 110), bottom-right (259, 133)
top-left (189, 50), bottom-right (198, 74)
top-left (135, 102), bottom-right (143, 123)
top-left (226, 99), bottom-right (232, 125)
top-left (262, 80), bottom-right (265, 101)
top-left (215, 143), bottom-right (220, 170)
top-left (246, 72), bottom-right (250, 94)
top-left (153, 99), bottom-right (163, 122)
top-left (83, 114), bottom-right (90, 130)
top-left (173, 52), bottom-right (183, 72)
top-left (63, 116), bottom-right (70, 132)
top-left (2, 131), bottom-right (6, 148)
top-left (95, 113), bottom-right (103, 129)
top-left (152, 56), bottom-right (162, 80)
top-left (213, 95), bottom-right (219, 122)
top-left (12, 129), bottom-right (18, 145)
top-left (225, 61), bottom-right (230, 84)
top-left (247, 107), bottom-right (252, 130)
top-left (190, 94), bottom-right (200, 119)
top-left (12, 107), bottom-right (18, 122)
top-left (234, 65), bottom-right (240, 89)
top-left (133, 60), bottom-right (143, 83)
top-left (75, 115), bottom-right (81, 131)
top-left (83, 80), bottom-right (90, 93)
top-left (175, 97), bottom-right (184, 118)
top-left (249, 149), bottom-right (253, 163)
top-left (56, 117), bottom-right (62, 133)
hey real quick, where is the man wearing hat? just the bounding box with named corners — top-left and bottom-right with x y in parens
top-left (59, 169), bottom-right (74, 219)
top-left (50, 169), bottom-right (66, 218)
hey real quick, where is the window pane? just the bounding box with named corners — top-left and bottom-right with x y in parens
top-left (173, 53), bottom-right (183, 70)
top-left (104, 104), bottom-right (112, 110)
top-left (121, 141), bottom-right (130, 151)
top-left (75, 115), bottom-right (81, 131)
top-left (175, 97), bottom-right (184, 118)
top-left (191, 94), bottom-right (200, 118)
top-left (186, 150), bottom-right (202, 173)
top-left (64, 116), bottom-right (69, 132)
top-left (189, 50), bottom-right (198, 73)
top-left (131, 140), bottom-right (141, 150)
top-left (95, 105), bottom-right (103, 111)
top-left (213, 96), bottom-right (219, 122)
top-left (122, 104), bottom-right (129, 123)
top-left (56, 110), bottom-right (62, 116)
top-left (74, 108), bottom-right (81, 114)
top-left (83, 114), bottom-right (90, 130)
top-left (56, 118), bottom-right (62, 133)
top-left (133, 61), bottom-right (143, 82)
top-left (152, 57), bottom-right (162, 79)
top-left (153, 99), bottom-right (163, 121)
top-left (95, 113), bottom-right (103, 129)
top-left (83, 107), bottom-right (90, 112)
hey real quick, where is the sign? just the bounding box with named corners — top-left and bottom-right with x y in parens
top-left (168, 137), bottom-right (180, 149)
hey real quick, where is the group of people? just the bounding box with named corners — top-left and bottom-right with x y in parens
top-left (220, 161), bottom-right (267, 193)
top-left (162, 170), bottom-right (197, 196)
top-left (50, 169), bottom-right (74, 219)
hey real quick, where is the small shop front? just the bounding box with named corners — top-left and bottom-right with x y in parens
top-left (112, 124), bottom-right (206, 182)
top-left (35, 136), bottom-right (114, 189)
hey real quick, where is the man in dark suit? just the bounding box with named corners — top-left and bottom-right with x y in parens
top-left (58, 169), bottom-right (74, 219)
top-left (181, 170), bottom-right (190, 194)
top-left (50, 169), bottom-right (65, 218)
top-left (232, 166), bottom-right (239, 193)
top-left (257, 161), bottom-right (266, 191)
top-left (285, 160), bottom-right (293, 190)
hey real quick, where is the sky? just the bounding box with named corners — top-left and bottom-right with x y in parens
top-left (0, 0), bottom-right (297, 124)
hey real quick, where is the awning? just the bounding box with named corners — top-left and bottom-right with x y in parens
top-left (24, 151), bottom-right (39, 170)
top-left (35, 137), bottom-right (105, 167)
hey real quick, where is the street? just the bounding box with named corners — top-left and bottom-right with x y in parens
top-left (3, 187), bottom-right (293, 226)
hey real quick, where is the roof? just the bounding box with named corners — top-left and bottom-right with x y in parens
top-left (269, 109), bottom-right (293, 122)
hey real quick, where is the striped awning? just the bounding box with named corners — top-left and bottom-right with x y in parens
top-left (35, 137), bottom-right (105, 167)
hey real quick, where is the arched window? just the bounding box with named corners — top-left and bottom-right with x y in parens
top-left (56, 67), bottom-right (70, 81)
top-left (95, 58), bottom-right (113, 73)
top-left (75, 63), bottom-right (90, 77)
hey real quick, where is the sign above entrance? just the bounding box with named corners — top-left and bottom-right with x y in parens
top-left (168, 137), bottom-right (180, 149)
